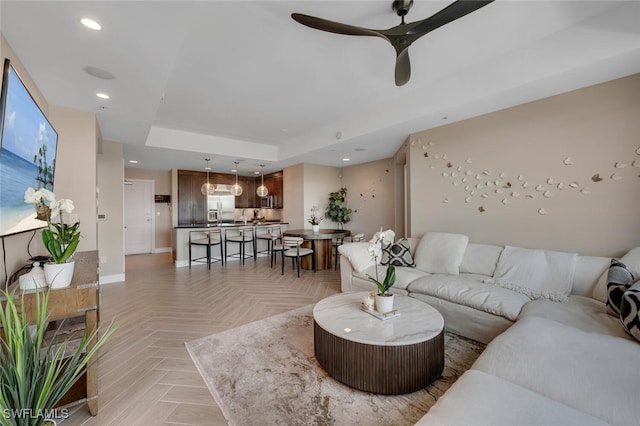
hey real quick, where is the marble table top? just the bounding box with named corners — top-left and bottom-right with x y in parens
top-left (313, 292), bottom-right (444, 346)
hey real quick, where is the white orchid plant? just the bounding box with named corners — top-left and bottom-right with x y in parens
top-left (24, 187), bottom-right (80, 264)
top-left (308, 205), bottom-right (323, 226)
top-left (367, 228), bottom-right (396, 296)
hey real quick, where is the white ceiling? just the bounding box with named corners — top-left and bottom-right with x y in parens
top-left (2, 1), bottom-right (640, 176)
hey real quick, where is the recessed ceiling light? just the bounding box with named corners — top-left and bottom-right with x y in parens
top-left (81, 18), bottom-right (102, 31)
top-left (205, 166), bottom-right (211, 170)
top-left (254, 171), bottom-right (260, 175)
top-left (231, 169), bottom-right (237, 173)
top-left (342, 158), bottom-right (351, 162)
top-left (129, 160), bottom-right (138, 164)
top-left (96, 93), bottom-right (109, 99)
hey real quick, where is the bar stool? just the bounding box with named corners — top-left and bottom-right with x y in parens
top-left (282, 236), bottom-right (315, 277)
top-left (225, 226), bottom-right (256, 264)
top-left (256, 225), bottom-right (282, 261)
top-left (334, 232), bottom-right (364, 270)
top-left (189, 229), bottom-right (224, 269)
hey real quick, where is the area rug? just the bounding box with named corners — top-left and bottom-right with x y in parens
top-left (186, 304), bottom-right (485, 426)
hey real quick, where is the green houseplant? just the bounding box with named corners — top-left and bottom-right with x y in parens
top-left (0, 288), bottom-right (114, 426)
top-left (325, 188), bottom-right (352, 228)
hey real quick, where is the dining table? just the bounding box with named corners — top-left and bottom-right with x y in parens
top-left (283, 228), bottom-right (351, 270)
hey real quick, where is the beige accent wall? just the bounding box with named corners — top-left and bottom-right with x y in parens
top-left (97, 141), bottom-right (125, 279)
top-left (408, 73), bottom-right (640, 257)
top-left (303, 164), bottom-right (341, 230)
top-left (283, 164), bottom-right (304, 229)
top-left (341, 158), bottom-right (396, 240)
top-left (125, 168), bottom-right (172, 249)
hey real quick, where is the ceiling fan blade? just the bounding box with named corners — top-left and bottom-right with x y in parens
top-left (291, 13), bottom-right (385, 39)
top-left (395, 48), bottom-right (411, 87)
top-left (410, 0), bottom-right (494, 37)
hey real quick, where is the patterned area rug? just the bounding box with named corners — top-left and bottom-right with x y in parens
top-left (186, 304), bottom-right (485, 426)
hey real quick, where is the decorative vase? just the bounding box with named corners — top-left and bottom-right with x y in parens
top-left (312, 224), bottom-right (320, 233)
top-left (375, 293), bottom-right (394, 314)
top-left (44, 261), bottom-right (75, 289)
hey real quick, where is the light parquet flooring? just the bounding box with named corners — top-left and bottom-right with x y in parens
top-left (62, 253), bottom-right (341, 425)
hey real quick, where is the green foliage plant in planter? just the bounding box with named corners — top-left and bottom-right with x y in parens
top-left (0, 288), bottom-right (115, 426)
top-left (325, 188), bottom-right (352, 228)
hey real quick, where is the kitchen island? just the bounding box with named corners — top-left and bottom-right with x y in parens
top-left (173, 222), bottom-right (288, 267)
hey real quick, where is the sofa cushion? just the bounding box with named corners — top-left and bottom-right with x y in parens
top-left (620, 280), bottom-right (640, 342)
top-left (417, 369), bottom-right (608, 426)
top-left (472, 316), bottom-right (640, 426)
top-left (459, 243), bottom-right (503, 276)
top-left (380, 238), bottom-right (415, 267)
top-left (407, 274), bottom-right (530, 321)
top-left (519, 295), bottom-right (634, 341)
top-left (413, 232), bottom-right (469, 275)
top-left (356, 264), bottom-right (427, 291)
top-left (605, 259), bottom-right (636, 317)
top-left (486, 246), bottom-right (577, 301)
top-left (337, 242), bottom-right (374, 273)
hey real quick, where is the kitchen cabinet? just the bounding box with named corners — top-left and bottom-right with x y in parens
top-left (177, 171), bottom-right (206, 225)
top-left (235, 176), bottom-right (257, 209)
top-left (263, 171), bottom-right (284, 208)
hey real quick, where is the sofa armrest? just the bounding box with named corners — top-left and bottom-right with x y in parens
top-left (340, 255), bottom-right (355, 292)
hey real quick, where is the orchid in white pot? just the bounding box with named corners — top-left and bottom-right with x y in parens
top-left (24, 188), bottom-right (80, 265)
top-left (367, 228), bottom-right (396, 313)
top-left (24, 188), bottom-right (80, 288)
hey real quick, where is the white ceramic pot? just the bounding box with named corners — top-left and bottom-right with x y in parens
top-left (44, 261), bottom-right (75, 289)
top-left (312, 224), bottom-right (320, 233)
top-left (375, 293), bottom-right (394, 314)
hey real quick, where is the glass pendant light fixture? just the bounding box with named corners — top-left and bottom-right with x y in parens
top-left (230, 161), bottom-right (243, 196)
top-left (200, 158), bottom-right (215, 196)
top-left (256, 164), bottom-right (268, 197)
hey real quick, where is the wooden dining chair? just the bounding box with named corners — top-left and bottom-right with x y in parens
top-left (282, 236), bottom-right (315, 277)
top-left (334, 232), bottom-right (364, 270)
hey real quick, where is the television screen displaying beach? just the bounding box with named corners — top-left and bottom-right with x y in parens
top-left (0, 63), bottom-right (57, 237)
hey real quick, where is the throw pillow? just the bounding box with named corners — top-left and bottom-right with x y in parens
top-left (413, 232), bottom-right (469, 275)
top-left (487, 246), bottom-right (577, 301)
top-left (606, 259), bottom-right (636, 317)
top-left (620, 279), bottom-right (640, 342)
top-left (381, 238), bottom-right (415, 267)
top-left (337, 242), bottom-right (375, 273)
top-left (593, 247), bottom-right (640, 303)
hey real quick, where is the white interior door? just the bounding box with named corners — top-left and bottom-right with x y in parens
top-left (125, 180), bottom-right (153, 255)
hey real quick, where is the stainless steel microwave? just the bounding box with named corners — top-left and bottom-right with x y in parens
top-left (261, 195), bottom-right (274, 208)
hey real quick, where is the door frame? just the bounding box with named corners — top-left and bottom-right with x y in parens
top-left (124, 178), bottom-right (155, 255)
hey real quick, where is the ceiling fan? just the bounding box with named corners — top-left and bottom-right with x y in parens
top-left (292, 0), bottom-right (494, 86)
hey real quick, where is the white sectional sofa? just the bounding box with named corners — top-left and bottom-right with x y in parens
top-left (338, 232), bottom-right (640, 425)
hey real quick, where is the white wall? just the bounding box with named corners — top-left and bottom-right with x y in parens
top-left (408, 73), bottom-right (640, 257)
top-left (303, 164), bottom-right (341, 230)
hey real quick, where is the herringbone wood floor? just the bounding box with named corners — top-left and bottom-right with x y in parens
top-left (63, 253), bottom-right (341, 425)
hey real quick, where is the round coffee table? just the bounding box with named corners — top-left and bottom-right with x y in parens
top-left (313, 292), bottom-right (444, 394)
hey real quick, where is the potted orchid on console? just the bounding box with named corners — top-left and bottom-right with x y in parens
top-left (367, 228), bottom-right (396, 313)
top-left (24, 187), bottom-right (80, 288)
top-left (308, 205), bottom-right (323, 233)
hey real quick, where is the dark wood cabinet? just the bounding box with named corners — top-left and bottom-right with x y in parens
top-left (177, 171), bottom-right (206, 225)
top-left (178, 170), bottom-right (284, 221)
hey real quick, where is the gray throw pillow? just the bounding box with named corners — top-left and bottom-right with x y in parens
top-left (606, 259), bottom-right (635, 317)
top-left (381, 238), bottom-right (415, 268)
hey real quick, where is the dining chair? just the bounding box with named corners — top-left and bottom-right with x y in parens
top-left (224, 226), bottom-right (256, 264)
top-left (189, 229), bottom-right (224, 269)
top-left (282, 236), bottom-right (315, 277)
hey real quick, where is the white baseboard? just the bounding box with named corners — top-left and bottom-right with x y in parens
top-left (152, 247), bottom-right (172, 254)
top-left (99, 273), bottom-right (125, 285)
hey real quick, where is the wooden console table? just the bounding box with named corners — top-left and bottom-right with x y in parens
top-left (2, 251), bottom-right (100, 415)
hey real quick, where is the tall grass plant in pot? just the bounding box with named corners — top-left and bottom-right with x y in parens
top-left (0, 288), bottom-right (114, 426)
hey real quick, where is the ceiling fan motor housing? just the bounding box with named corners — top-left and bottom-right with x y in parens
top-left (392, 0), bottom-right (414, 17)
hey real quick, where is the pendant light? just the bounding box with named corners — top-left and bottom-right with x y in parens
top-left (256, 164), bottom-right (268, 197)
top-left (230, 161), bottom-right (243, 196)
top-left (200, 158), bottom-right (215, 196)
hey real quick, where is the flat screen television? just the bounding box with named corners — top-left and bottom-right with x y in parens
top-left (0, 58), bottom-right (58, 237)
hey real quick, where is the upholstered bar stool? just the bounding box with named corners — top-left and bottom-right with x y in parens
top-left (256, 225), bottom-right (282, 260)
top-left (282, 236), bottom-right (315, 277)
top-left (225, 226), bottom-right (256, 264)
top-left (189, 229), bottom-right (224, 269)
top-left (334, 232), bottom-right (364, 270)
